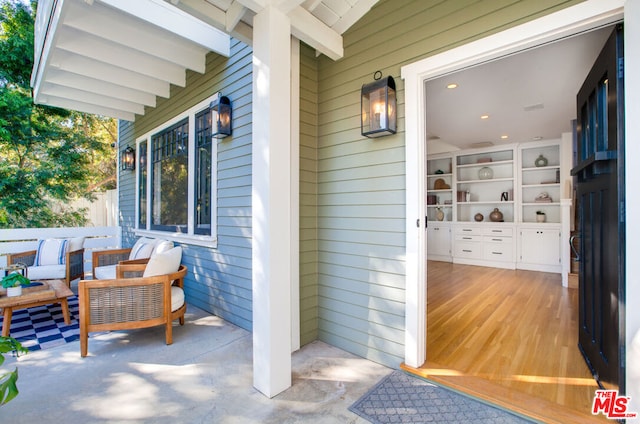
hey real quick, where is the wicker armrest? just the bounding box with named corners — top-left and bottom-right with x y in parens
top-left (92, 248), bottom-right (132, 275)
top-left (66, 248), bottom-right (85, 285)
top-left (8, 250), bottom-right (37, 267)
top-left (116, 263), bottom-right (147, 279)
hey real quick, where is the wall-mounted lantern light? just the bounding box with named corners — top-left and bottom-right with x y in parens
top-left (121, 146), bottom-right (135, 171)
top-left (361, 72), bottom-right (396, 138)
top-left (210, 94), bottom-right (232, 139)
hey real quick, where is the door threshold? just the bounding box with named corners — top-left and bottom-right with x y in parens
top-left (400, 362), bottom-right (606, 423)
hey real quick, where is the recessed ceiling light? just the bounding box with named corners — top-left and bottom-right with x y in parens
top-left (480, 115), bottom-right (489, 120)
top-left (533, 136), bottom-right (543, 141)
top-left (500, 135), bottom-right (509, 139)
top-left (446, 83), bottom-right (458, 89)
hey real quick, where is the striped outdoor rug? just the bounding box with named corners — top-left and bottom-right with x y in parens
top-left (0, 296), bottom-right (80, 351)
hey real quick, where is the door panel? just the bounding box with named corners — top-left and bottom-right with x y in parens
top-left (571, 24), bottom-right (625, 390)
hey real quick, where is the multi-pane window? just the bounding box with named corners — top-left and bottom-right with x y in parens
top-left (136, 95), bottom-right (219, 243)
top-left (151, 119), bottom-right (189, 232)
top-left (195, 109), bottom-right (213, 235)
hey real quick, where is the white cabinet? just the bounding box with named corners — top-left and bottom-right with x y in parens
top-left (425, 140), bottom-right (567, 274)
top-left (452, 224), bottom-right (515, 269)
top-left (427, 222), bottom-right (451, 261)
top-left (455, 149), bottom-right (514, 223)
top-left (518, 226), bottom-right (561, 272)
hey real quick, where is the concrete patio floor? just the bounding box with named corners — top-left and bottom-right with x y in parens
top-left (1, 305), bottom-right (392, 423)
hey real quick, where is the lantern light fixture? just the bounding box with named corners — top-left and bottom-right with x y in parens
top-left (210, 94), bottom-right (232, 139)
top-left (361, 71), bottom-right (396, 138)
top-left (121, 146), bottom-right (135, 171)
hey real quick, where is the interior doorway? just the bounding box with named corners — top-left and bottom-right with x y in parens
top-left (416, 23), bottom-right (624, 417)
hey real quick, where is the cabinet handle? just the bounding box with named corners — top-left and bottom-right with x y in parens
top-left (463, 237), bottom-right (472, 240)
top-left (491, 238), bottom-right (502, 242)
top-left (462, 229), bottom-right (472, 232)
top-left (462, 249), bottom-right (472, 253)
top-left (492, 251), bottom-right (503, 255)
top-left (491, 230), bottom-right (502, 233)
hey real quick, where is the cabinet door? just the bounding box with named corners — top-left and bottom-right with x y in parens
top-left (519, 228), bottom-right (560, 265)
top-left (427, 225), bottom-right (451, 257)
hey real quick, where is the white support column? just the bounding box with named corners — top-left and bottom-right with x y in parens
top-left (290, 36), bottom-right (301, 353)
top-left (251, 5), bottom-right (293, 398)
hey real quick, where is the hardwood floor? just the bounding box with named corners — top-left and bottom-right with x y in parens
top-left (402, 261), bottom-right (608, 423)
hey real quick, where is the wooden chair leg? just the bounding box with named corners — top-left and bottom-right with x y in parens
top-left (165, 321), bottom-right (173, 345)
top-left (80, 329), bottom-right (88, 357)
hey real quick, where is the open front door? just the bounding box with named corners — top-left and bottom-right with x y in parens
top-left (571, 24), bottom-right (625, 390)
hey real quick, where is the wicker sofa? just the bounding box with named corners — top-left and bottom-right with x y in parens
top-left (8, 237), bottom-right (85, 287)
top-left (78, 246), bottom-right (186, 357)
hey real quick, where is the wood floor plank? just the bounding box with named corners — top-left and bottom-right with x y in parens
top-left (406, 261), bottom-right (608, 422)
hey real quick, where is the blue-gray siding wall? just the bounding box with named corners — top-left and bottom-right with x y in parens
top-left (118, 38), bottom-right (254, 331)
top-left (313, 0), bottom-right (583, 368)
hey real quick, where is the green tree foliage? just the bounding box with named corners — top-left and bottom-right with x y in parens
top-left (0, 0), bottom-right (116, 228)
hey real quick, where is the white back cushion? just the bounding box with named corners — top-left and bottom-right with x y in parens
top-left (143, 246), bottom-right (182, 277)
top-left (152, 239), bottom-right (174, 255)
top-left (34, 239), bottom-right (69, 266)
top-left (69, 237), bottom-right (85, 252)
top-left (129, 238), bottom-right (156, 260)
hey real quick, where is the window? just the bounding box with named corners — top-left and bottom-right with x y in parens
top-left (151, 119), bottom-right (189, 232)
top-left (135, 95), bottom-right (219, 246)
top-left (138, 141), bottom-right (147, 229)
top-left (195, 109), bottom-right (213, 235)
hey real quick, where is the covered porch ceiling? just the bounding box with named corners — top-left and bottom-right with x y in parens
top-left (31, 0), bottom-right (378, 121)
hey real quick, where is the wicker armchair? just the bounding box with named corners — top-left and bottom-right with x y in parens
top-left (8, 244), bottom-right (84, 288)
top-left (92, 238), bottom-right (174, 279)
top-left (78, 263), bottom-right (188, 357)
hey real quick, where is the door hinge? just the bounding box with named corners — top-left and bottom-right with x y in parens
top-left (619, 57), bottom-right (624, 79)
top-left (621, 200), bottom-right (625, 223)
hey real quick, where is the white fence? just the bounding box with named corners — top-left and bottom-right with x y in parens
top-left (0, 226), bottom-right (121, 274)
top-left (53, 189), bottom-right (118, 227)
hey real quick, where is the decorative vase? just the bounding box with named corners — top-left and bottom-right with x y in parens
top-left (474, 213), bottom-right (484, 222)
top-left (536, 213), bottom-right (546, 223)
top-left (535, 154), bottom-right (548, 167)
top-left (478, 166), bottom-right (493, 180)
top-left (7, 286), bottom-right (22, 297)
top-left (436, 208), bottom-right (444, 221)
top-left (489, 208), bottom-right (504, 222)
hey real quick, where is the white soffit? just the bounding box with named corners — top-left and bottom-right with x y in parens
top-left (31, 0), bottom-right (378, 121)
top-left (31, 0), bottom-right (231, 121)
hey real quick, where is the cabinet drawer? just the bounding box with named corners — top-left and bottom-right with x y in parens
top-left (482, 227), bottom-right (513, 237)
top-left (483, 242), bottom-right (513, 261)
top-left (455, 227), bottom-right (482, 236)
top-left (482, 236), bottom-right (511, 244)
top-left (454, 242), bottom-right (482, 259)
top-left (455, 234), bottom-right (481, 242)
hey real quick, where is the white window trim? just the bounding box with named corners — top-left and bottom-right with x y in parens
top-left (134, 93), bottom-right (219, 248)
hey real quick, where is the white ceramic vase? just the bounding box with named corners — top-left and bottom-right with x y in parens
top-left (7, 286), bottom-right (22, 297)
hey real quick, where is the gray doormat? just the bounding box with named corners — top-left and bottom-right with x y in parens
top-left (349, 371), bottom-right (536, 423)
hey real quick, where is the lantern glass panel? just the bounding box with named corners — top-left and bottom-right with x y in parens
top-left (361, 76), bottom-right (396, 138)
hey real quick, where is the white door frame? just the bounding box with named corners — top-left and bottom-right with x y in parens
top-left (401, 0), bottom-right (629, 370)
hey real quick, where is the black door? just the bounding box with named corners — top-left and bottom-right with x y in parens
top-left (571, 24), bottom-right (625, 390)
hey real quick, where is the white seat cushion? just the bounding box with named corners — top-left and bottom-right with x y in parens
top-left (28, 264), bottom-right (66, 280)
top-left (171, 286), bottom-right (185, 312)
top-left (143, 247), bottom-right (182, 277)
top-left (94, 265), bottom-right (117, 280)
